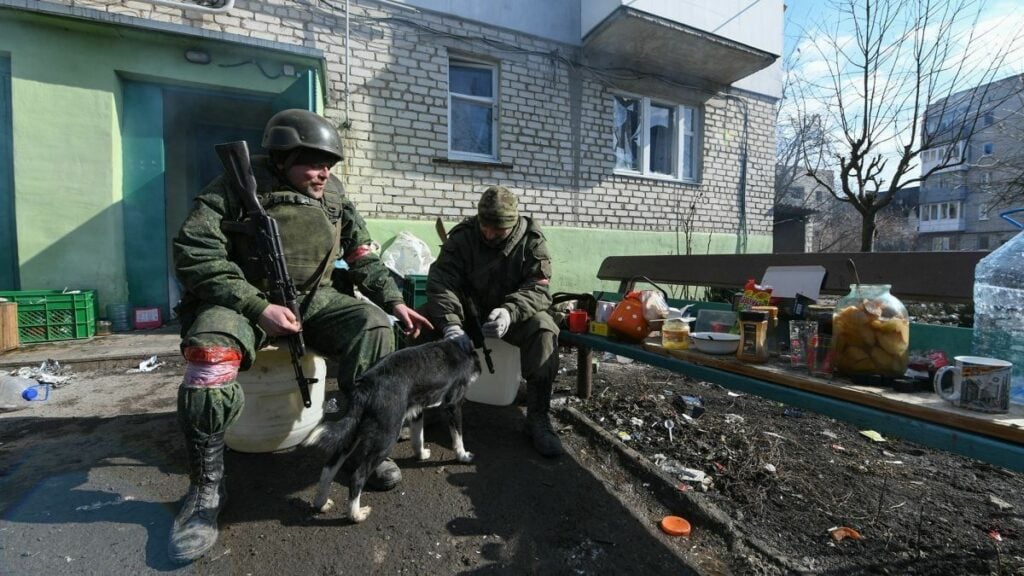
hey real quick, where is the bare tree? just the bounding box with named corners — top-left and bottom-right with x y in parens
top-left (796, 0), bottom-right (1021, 251)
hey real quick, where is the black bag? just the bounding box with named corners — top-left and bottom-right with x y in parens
top-left (550, 292), bottom-right (597, 328)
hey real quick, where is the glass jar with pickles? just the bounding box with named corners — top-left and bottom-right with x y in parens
top-left (832, 284), bottom-right (910, 377)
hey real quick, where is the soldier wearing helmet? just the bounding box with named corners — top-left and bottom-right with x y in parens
top-left (426, 186), bottom-right (563, 458)
top-left (167, 109), bottom-right (432, 564)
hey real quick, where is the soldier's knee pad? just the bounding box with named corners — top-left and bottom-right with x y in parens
top-left (182, 346), bottom-right (243, 389)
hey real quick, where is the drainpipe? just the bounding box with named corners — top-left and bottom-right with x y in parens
top-left (145, 0), bottom-right (236, 14)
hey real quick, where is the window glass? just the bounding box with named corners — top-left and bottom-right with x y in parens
top-left (613, 97), bottom-right (641, 171)
top-left (681, 107), bottom-right (696, 180)
top-left (449, 64), bottom-right (493, 98)
top-left (649, 104), bottom-right (675, 175)
top-left (450, 99), bottom-right (493, 156)
top-left (949, 203), bottom-right (957, 219)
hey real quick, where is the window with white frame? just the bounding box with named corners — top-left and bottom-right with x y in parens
top-left (933, 236), bottom-right (951, 251)
top-left (983, 142), bottom-right (994, 155)
top-left (979, 202), bottom-right (989, 220)
top-left (448, 58), bottom-right (498, 161)
top-left (981, 171), bottom-right (991, 186)
top-left (921, 201), bottom-right (961, 222)
top-left (612, 95), bottom-right (700, 181)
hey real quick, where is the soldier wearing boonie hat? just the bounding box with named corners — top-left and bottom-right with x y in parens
top-left (426, 186), bottom-right (563, 458)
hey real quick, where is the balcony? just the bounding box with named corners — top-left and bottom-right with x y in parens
top-left (581, 2), bottom-right (780, 93)
top-left (918, 218), bottom-right (966, 234)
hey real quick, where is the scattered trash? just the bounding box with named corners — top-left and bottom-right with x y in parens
top-left (724, 413), bottom-right (744, 424)
top-left (659, 515), bottom-right (692, 537)
top-left (615, 430), bottom-right (631, 441)
top-left (13, 359), bottom-right (73, 387)
top-left (829, 526), bottom-right (863, 542)
top-left (127, 355), bottom-right (165, 373)
top-left (712, 462), bottom-right (727, 474)
top-left (884, 460), bottom-right (904, 465)
top-left (831, 444), bottom-right (847, 452)
top-left (629, 417), bottom-right (644, 427)
top-left (989, 495), bottom-right (1014, 511)
top-left (820, 429), bottom-right (838, 439)
top-left (783, 406), bottom-right (804, 418)
top-left (763, 431), bottom-right (788, 441)
top-left (764, 463), bottom-right (777, 473)
top-left (859, 430), bottom-right (887, 443)
top-left (75, 495), bottom-right (135, 511)
top-left (658, 459), bottom-right (706, 483)
top-left (726, 391), bottom-right (743, 398)
top-left (663, 419), bottom-right (674, 443)
top-left (673, 395), bottom-right (705, 419)
top-left (988, 529), bottom-right (1003, 542)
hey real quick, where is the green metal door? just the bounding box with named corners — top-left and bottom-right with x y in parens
top-left (0, 57), bottom-right (18, 290)
top-left (121, 72), bottom-right (317, 319)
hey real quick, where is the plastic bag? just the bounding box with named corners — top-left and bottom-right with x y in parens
top-left (380, 232), bottom-right (435, 276)
top-left (641, 290), bottom-right (669, 321)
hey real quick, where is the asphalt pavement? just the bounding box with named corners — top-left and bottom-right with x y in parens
top-left (0, 330), bottom-right (702, 575)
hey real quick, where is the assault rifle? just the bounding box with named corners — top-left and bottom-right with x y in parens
top-left (215, 141), bottom-right (317, 407)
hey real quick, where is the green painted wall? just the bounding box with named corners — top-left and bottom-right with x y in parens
top-left (0, 12), bottom-right (316, 310)
top-left (366, 218), bottom-right (772, 295)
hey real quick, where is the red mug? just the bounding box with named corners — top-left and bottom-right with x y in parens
top-left (567, 310), bottom-right (589, 333)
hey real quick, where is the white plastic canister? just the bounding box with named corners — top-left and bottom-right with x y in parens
top-left (466, 337), bottom-right (522, 406)
top-left (225, 347), bottom-right (327, 453)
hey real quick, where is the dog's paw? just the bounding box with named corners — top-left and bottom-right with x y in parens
top-left (350, 506), bottom-right (372, 523)
top-left (457, 450), bottom-right (475, 463)
top-left (417, 447), bottom-right (432, 461)
top-left (315, 498), bottom-right (334, 514)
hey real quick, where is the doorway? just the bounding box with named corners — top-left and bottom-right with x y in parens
top-left (121, 71), bottom-right (316, 319)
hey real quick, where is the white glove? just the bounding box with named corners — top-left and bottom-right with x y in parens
top-left (482, 308), bottom-right (511, 339)
top-left (443, 324), bottom-right (465, 340)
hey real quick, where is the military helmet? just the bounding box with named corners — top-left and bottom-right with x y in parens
top-left (262, 109), bottom-right (343, 161)
top-left (478, 185), bottom-right (519, 229)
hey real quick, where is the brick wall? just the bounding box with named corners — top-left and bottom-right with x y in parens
top-left (63, 0), bottom-right (776, 237)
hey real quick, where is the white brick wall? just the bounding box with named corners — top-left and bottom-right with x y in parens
top-left (62, 0), bottom-right (775, 236)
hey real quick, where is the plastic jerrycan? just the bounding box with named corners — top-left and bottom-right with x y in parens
top-left (973, 208), bottom-right (1024, 405)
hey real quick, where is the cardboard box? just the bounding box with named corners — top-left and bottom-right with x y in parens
top-left (0, 302), bottom-right (19, 352)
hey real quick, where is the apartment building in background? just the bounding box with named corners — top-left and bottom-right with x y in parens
top-left (917, 74), bottom-right (1024, 252)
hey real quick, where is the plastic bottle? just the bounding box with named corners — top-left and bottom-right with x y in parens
top-left (973, 209), bottom-right (1024, 405)
top-left (0, 375), bottom-right (50, 410)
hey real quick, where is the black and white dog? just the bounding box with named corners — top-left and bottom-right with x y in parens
top-left (304, 334), bottom-right (481, 522)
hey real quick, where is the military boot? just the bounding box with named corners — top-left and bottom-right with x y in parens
top-left (168, 432), bottom-right (227, 564)
top-left (525, 381), bottom-right (564, 458)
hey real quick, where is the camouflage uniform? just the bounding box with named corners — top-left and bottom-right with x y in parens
top-left (426, 186), bottom-right (562, 457)
top-left (167, 109), bottom-right (405, 565)
top-left (173, 155), bottom-right (402, 441)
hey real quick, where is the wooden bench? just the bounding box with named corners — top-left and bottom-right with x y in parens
top-left (558, 251), bottom-right (1024, 473)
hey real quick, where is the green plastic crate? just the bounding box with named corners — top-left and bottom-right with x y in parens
top-left (402, 274), bottom-right (428, 309)
top-left (0, 290), bottom-right (97, 344)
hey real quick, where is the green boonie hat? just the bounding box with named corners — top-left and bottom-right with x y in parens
top-left (478, 186), bottom-right (519, 229)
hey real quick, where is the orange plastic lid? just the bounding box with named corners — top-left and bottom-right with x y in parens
top-left (660, 515), bottom-right (691, 537)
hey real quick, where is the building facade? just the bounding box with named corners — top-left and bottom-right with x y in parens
top-left (917, 74), bottom-right (1024, 252)
top-left (0, 0), bottom-right (781, 316)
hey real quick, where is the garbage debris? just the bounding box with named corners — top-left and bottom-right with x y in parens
top-left (828, 526), bottom-right (862, 542)
top-left (783, 406), bottom-right (804, 418)
top-left (989, 495), bottom-right (1014, 511)
top-left (988, 529), bottom-right (1003, 542)
top-left (657, 459), bottom-right (706, 483)
top-left (659, 515), bottom-right (692, 537)
top-left (673, 395), bottom-right (705, 419)
top-left (859, 430), bottom-right (886, 443)
top-left (13, 359), bottom-right (73, 387)
top-left (764, 463), bottom-right (777, 473)
top-left (127, 355), bottom-right (165, 374)
top-left (724, 413), bottom-right (744, 424)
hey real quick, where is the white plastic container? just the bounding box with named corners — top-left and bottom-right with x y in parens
top-left (225, 347), bottom-right (326, 453)
top-left (466, 337), bottom-right (522, 406)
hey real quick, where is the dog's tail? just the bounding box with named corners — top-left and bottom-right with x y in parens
top-left (303, 400), bottom-right (364, 454)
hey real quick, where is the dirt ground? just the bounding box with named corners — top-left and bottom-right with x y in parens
top-left (565, 355), bottom-right (1024, 575)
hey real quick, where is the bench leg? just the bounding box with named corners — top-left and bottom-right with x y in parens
top-left (576, 346), bottom-right (592, 399)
